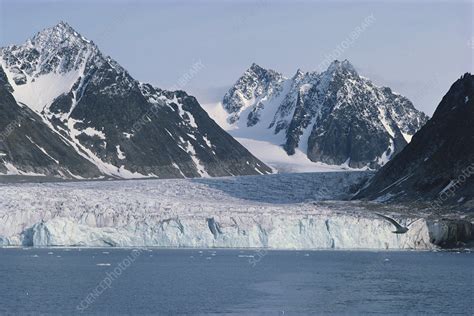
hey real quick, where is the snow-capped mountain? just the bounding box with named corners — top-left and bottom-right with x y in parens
top-left (356, 73), bottom-right (474, 208)
top-left (221, 61), bottom-right (428, 169)
top-left (0, 22), bottom-right (271, 178)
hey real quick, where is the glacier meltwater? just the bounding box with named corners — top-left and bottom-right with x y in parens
top-left (0, 172), bottom-right (466, 249)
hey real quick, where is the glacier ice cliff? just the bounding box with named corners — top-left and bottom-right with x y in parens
top-left (0, 172), bottom-right (471, 249)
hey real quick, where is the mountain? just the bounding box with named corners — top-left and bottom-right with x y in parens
top-left (355, 73), bottom-right (474, 209)
top-left (221, 61), bottom-right (428, 170)
top-left (0, 22), bottom-right (271, 179)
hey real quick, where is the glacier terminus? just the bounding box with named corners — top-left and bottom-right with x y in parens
top-left (0, 172), bottom-right (471, 250)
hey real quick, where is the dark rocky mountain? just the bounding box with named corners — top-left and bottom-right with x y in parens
top-left (0, 22), bottom-right (271, 179)
top-left (355, 73), bottom-right (474, 210)
top-left (222, 61), bottom-right (428, 169)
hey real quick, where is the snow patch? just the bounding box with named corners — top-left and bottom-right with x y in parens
top-left (116, 145), bottom-right (126, 160)
top-left (184, 141), bottom-right (209, 177)
top-left (376, 138), bottom-right (395, 166)
top-left (235, 137), bottom-right (367, 173)
top-left (2, 64), bottom-right (81, 114)
top-left (81, 127), bottom-right (106, 140)
top-left (401, 132), bottom-right (413, 143)
top-left (2, 162), bottom-right (45, 177)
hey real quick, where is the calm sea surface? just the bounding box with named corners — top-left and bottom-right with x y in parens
top-left (0, 248), bottom-right (472, 315)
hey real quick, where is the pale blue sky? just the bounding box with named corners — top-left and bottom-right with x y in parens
top-left (0, 0), bottom-right (472, 115)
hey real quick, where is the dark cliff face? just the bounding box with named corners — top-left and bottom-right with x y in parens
top-left (356, 73), bottom-right (474, 209)
top-left (306, 106), bottom-right (398, 168)
top-left (0, 22), bottom-right (271, 179)
top-left (223, 60), bottom-right (428, 169)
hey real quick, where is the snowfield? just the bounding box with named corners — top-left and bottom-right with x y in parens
top-left (233, 137), bottom-right (364, 173)
top-left (0, 172), bottom-right (468, 249)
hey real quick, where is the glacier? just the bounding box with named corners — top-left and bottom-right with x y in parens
top-left (0, 172), bottom-right (471, 249)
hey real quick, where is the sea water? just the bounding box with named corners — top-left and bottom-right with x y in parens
top-left (0, 248), bottom-right (472, 314)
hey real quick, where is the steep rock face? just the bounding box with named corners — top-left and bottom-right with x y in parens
top-left (0, 22), bottom-right (271, 178)
top-left (222, 60), bottom-right (428, 169)
top-left (356, 73), bottom-right (474, 208)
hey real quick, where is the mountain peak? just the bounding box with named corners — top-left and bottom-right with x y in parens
top-left (247, 62), bottom-right (266, 73)
top-left (54, 20), bottom-right (75, 32)
top-left (0, 21), bottom-right (100, 91)
top-left (433, 72), bottom-right (473, 117)
top-left (295, 68), bottom-right (305, 76)
top-left (239, 63), bottom-right (282, 85)
top-left (222, 62), bottom-right (428, 169)
top-left (30, 21), bottom-right (93, 49)
top-left (326, 59), bottom-right (358, 76)
top-left (0, 23), bottom-right (272, 179)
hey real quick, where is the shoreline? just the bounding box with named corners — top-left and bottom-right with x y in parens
top-left (1, 246), bottom-right (472, 252)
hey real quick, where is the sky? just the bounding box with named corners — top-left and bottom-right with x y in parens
top-left (0, 0), bottom-right (472, 116)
